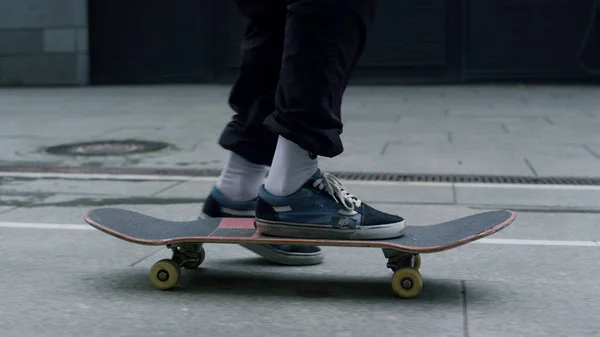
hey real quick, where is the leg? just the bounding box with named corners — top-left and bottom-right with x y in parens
top-left (218, 0), bottom-right (285, 167)
top-left (202, 0), bottom-right (322, 265)
top-left (263, 0), bottom-right (377, 196)
top-left (264, 0), bottom-right (378, 158)
top-left (255, 0), bottom-right (408, 240)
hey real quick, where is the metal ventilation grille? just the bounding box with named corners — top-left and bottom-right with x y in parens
top-left (1, 166), bottom-right (599, 185)
top-left (186, 169), bottom-right (600, 185)
top-left (325, 172), bottom-right (600, 185)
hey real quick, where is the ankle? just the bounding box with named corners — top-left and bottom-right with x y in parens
top-left (216, 151), bottom-right (269, 201)
top-left (264, 136), bottom-right (318, 197)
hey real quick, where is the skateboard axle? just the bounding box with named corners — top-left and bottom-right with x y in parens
top-left (401, 278), bottom-right (413, 289)
top-left (157, 271), bottom-right (169, 282)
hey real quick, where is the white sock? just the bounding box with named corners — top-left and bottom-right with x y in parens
top-left (265, 136), bottom-right (318, 197)
top-left (216, 152), bottom-right (269, 202)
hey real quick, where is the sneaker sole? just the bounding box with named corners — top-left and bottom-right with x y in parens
top-left (255, 219), bottom-right (407, 240)
top-left (199, 212), bottom-right (323, 265)
top-left (239, 244), bottom-right (323, 266)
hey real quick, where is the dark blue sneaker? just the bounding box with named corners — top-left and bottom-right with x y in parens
top-left (255, 170), bottom-right (407, 240)
top-left (200, 186), bottom-right (323, 265)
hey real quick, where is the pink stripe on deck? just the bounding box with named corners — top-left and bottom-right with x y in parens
top-left (217, 218), bottom-right (256, 229)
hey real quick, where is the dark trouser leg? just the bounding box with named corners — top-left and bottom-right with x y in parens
top-left (218, 0), bottom-right (286, 166)
top-left (263, 0), bottom-right (378, 158)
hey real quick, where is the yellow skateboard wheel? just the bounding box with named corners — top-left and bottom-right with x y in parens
top-left (391, 268), bottom-right (423, 299)
top-left (150, 259), bottom-right (181, 290)
top-left (413, 255), bottom-right (421, 271)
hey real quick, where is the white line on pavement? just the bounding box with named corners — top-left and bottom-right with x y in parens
top-left (476, 238), bottom-right (599, 247)
top-left (0, 221), bottom-right (598, 247)
top-left (0, 222), bottom-right (93, 230)
top-left (1, 172), bottom-right (201, 182)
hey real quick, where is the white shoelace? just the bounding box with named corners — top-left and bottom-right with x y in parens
top-left (312, 172), bottom-right (362, 210)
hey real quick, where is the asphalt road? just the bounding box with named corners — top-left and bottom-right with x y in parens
top-left (1, 177), bottom-right (599, 337)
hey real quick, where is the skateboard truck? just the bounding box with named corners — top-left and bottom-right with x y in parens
top-left (147, 244), bottom-right (207, 290)
top-left (168, 243), bottom-right (206, 269)
top-left (382, 248), bottom-right (421, 271)
top-left (381, 248), bottom-right (423, 298)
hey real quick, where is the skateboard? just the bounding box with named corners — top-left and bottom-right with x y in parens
top-left (84, 207), bottom-right (516, 299)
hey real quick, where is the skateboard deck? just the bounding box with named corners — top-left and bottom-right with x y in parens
top-left (84, 207), bottom-right (516, 298)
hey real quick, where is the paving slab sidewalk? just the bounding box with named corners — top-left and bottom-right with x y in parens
top-left (1, 84), bottom-right (600, 209)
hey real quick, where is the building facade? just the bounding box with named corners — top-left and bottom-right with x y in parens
top-left (1, 0), bottom-right (598, 86)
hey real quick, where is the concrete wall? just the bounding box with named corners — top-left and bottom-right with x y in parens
top-left (0, 0), bottom-right (88, 86)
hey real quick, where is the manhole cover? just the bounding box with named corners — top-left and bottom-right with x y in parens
top-left (45, 140), bottom-right (170, 156)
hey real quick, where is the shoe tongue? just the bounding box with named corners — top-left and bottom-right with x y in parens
top-left (310, 168), bottom-right (322, 180)
top-left (302, 168), bottom-right (323, 189)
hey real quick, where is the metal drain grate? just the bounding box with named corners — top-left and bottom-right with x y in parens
top-left (1, 166), bottom-right (600, 185)
top-left (326, 172), bottom-right (600, 185)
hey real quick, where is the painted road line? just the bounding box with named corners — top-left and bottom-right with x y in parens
top-left (477, 238), bottom-right (599, 247)
top-left (0, 171), bottom-right (199, 182)
top-left (0, 222), bottom-right (94, 230)
top-left (0, 221), bottom-right (598, 247)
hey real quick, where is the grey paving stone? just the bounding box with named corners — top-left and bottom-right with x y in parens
top-left (341, 111), bottom-right (400, 122)
top-left (504, 120), bottom-right (600, 135)
top-left (440, 115), bottom-right (546, 124)
top-left (395, 141), bottom-right (590, 158)
top-left (382, 132), bottom-right (450, 146)
top-left (452, 133), bottom-right (600, 146)
top-left (455, 184), bottom-right (600, 209)
top-left (452, 106), bottom-right (589, 117)
top-left (320, 154), bottom-right (532, 175)
top-left (396, 116), bottom-right (507, 134)
top-left (466, 280), bottom-right (600, 337)
top-left (0, 178), bottom-right (177, 197)
top-left (525, 156), bottom-right (600, 177)
top-left (582, 145), bottom-right (600, 160)
top-left (100, 126), bottom-right (224, 151)
top-left (377, 144), bottom-right (535, 175)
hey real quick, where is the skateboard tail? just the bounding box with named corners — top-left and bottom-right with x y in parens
top-left (85, 214), bottom-right (168, 246)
